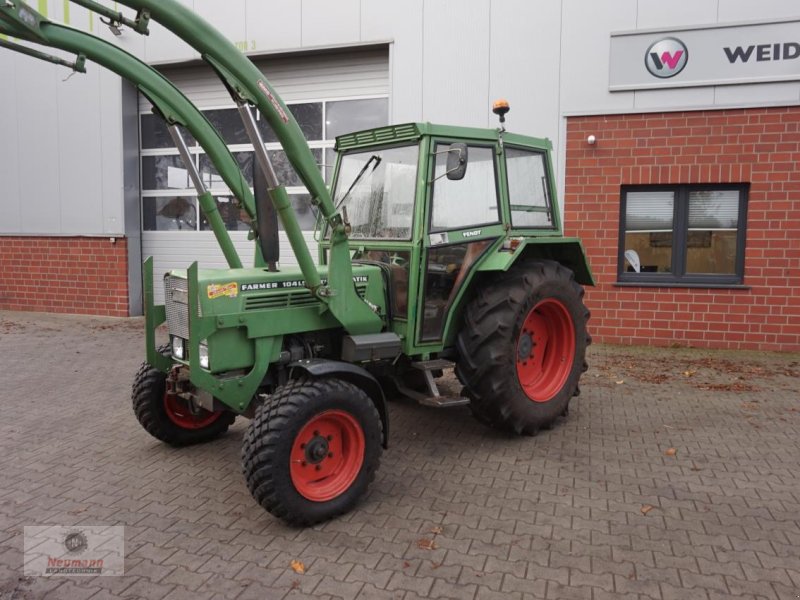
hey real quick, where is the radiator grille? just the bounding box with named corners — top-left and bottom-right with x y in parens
top-left (164, 275), bottom-right (190, 340)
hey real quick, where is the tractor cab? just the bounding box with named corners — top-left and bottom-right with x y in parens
top-left (321, 122), bottom-right (567, 356)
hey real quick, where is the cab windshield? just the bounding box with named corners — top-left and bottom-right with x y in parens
top-left (328, 144), bottom-right (419, 239)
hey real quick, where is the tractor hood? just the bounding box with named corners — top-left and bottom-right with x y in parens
top-left (166, 263), bottom-right (386, 319)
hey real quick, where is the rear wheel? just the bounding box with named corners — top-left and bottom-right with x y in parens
top-left (456, 260), bottom-right (590, 434)
top-left (241, 377), bottom-right (382, 525)
top-left (132, 346), bottom-right (235, 446)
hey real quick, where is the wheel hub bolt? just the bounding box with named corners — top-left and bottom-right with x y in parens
top-left (304, 435), bottom-right (330, 465)
top-left (518, 332), bottom-right (533, 361)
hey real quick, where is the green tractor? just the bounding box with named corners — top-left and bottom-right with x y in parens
top-left (1, 0), bottom-right (592, 525)
top-left (143, 117), bottom-right (594, 524)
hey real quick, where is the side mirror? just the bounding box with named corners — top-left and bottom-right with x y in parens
top-left (445, 143), bottom-right (468, 180)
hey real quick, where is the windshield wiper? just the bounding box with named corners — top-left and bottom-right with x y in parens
top-left (334, 155), bottom-right (381, 209)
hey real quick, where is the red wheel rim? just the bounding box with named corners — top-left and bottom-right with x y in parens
top-left (290, 410), bottom-right (365, 502)
top-left (515, 298), bottom-right (576, 403)
top-left (164, 393), bottom-right (223, 429)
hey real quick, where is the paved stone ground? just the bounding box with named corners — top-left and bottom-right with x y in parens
top-left (0, 310), bottom-right (798, 600)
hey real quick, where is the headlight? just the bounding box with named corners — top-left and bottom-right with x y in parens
top-left (171, 336), bottom-right (185, 359)
top-left (199, 342), bottom-right (210, 369)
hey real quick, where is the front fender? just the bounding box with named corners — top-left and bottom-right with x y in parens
top-left (288, 358), bottom-right (389, 449)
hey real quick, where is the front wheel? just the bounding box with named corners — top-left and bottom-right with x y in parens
top-left (456, 259), bottom-right (590, 435)
top-left (131, 347), bottom-right (235, 446)
top-left (241, 377), bottom-right (383, 525)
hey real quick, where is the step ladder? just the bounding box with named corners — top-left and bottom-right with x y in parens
top-left (393, 359), bottom-right (470, 408)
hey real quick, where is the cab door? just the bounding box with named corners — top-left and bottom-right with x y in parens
top-left (415, 141), bottom-right (504, 344)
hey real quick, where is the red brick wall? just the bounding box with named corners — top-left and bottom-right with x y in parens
top-left (0, 236), bottom-right (129, 317)
top-left (564, 106), bottom-right (800, 352)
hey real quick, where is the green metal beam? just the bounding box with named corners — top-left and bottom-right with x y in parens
top-left (109, 0), bottom-right (383, 335)
top-left (0, 1), bottom-right (47, 43)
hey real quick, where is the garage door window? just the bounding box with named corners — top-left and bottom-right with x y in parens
top-left (140, 97), bottom-right (387, 231)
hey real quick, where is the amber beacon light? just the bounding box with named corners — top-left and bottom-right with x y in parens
top-left (493, 98), bottom-right (510, 119)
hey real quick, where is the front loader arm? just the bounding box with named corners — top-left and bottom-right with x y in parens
top-left (95, 0), bottom-right (383, 335)
top-left (0, 4), bottom-right (283, 371)
top-left (0, 6), bottom-right (257, 271)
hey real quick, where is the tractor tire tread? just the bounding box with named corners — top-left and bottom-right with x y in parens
top-left (456, 259), bottom-right (591, 434)
top-left (242, 377), bottom-right (382, 526)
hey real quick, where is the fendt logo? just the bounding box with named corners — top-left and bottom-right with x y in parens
top-left (645, 37), bottom-right (688, 78)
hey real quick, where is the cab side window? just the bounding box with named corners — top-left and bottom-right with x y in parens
top-left (506, 147), bottom-right (554, 228)
top-left (420, 240), bottom-right (491, 340)
top-left (430, 145), bottom-right (499, 231)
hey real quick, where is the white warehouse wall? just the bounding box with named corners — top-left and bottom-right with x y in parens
top-left (1, 0), bottom-right (798, 238)
top-left (0, 1), bottom-right (127, 236)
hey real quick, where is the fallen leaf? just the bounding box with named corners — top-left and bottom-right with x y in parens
top-left (665, 448), bottom-right (677, 457)
top-left (683, 370), bottom-right (696, 377)
top-left (431, 562), bottom-right (441, 570)
top-left (430, 526), bottom-right (443, 535)
top-left (615, 380), bottom-right (625, 385)
top-left (403, 561), bottom-right (411, 569)
top-left (290, 580), bottom-right (300, 590)
top-left (417, 538), bottom-right (438, 550)
top-left (290, 560), bottom-right (305, 574)
top-left (640, 504), bottom-right (654, 515)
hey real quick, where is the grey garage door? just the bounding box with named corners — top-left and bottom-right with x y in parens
top-left (139, 46), bottom-right (389, 303)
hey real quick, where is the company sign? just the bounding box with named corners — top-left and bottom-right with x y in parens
top-left (609, 18), bottom-right (800, 91)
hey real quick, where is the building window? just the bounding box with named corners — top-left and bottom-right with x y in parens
top-left (619, 184), bottom-right (748, 285)
top-left (139, 96), bottom-right (388, 232)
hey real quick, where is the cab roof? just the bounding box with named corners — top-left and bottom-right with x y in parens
top-left (335, 122), bottom-right (552, 152)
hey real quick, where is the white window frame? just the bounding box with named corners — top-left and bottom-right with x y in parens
top-left (139, 94), bottom-right (388, 232)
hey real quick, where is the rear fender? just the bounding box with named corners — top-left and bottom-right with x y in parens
top-left (288, 359), bottom-right (389, 448)
top-left (476, 238), bottom-right (595, 285)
